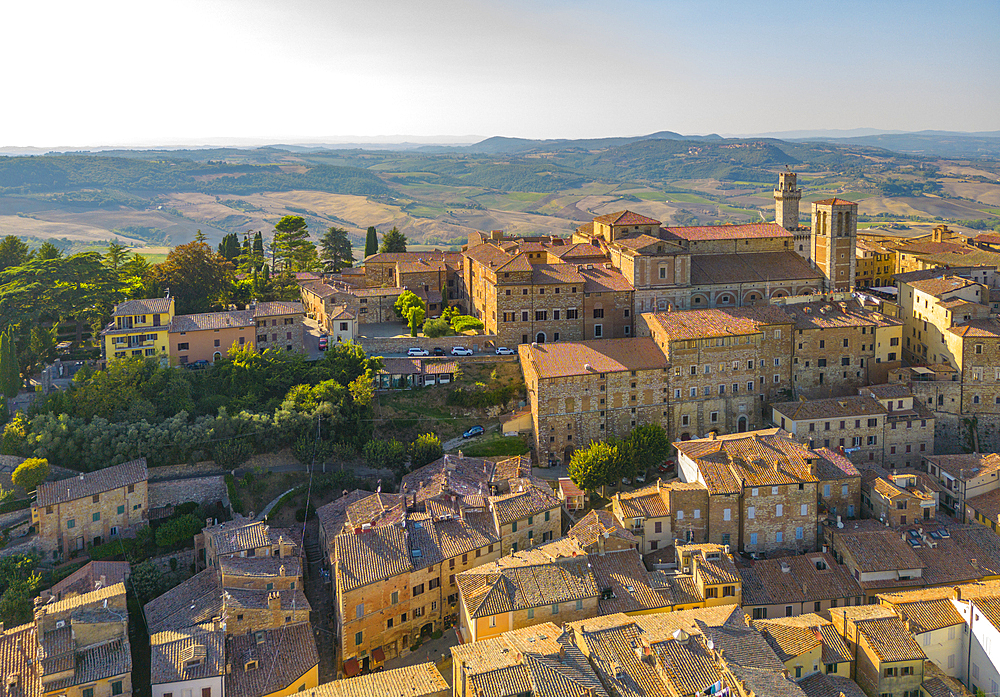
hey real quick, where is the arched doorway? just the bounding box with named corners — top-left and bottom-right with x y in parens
top-left (737, 416), bottom-right (748, 432)
top-left (535, 332), bottom-right (546, 344)
top-left (420, 623), bottom-right (433, 637)
top-left (213, 352), bottom-right (222, 362)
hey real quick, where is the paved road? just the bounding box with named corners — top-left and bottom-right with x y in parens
top-left (303, 318), bottom-right (324, 360)
top-left (301, 518), bottom-right (338, 683)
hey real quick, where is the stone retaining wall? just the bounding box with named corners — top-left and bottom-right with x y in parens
top-left (149, 475), bottom-right (228, 509)
top-left (359, 333), bottom-right (499, 355)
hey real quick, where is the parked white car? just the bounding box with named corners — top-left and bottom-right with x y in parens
top-left (495, 346), bottom-right (514, 355)
top-left (451, 346), bottom-right (474, 356)
top-left (407, 347), bottom-right (429, 357)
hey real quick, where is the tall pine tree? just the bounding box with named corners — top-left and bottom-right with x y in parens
top-left (364, 226), bottom-right (378, 258)
top-left (320, 227), bottom-right (354, 272)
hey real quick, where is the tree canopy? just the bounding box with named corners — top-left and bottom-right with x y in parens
top-left (379, 227), bottom-right (407, 253)
top-left (12, 457), bottom-right (49, 492)
top-left (568, 441), bottom-right (620, 493)
top-left (149, 241), bottom-right (233, 314)
top-left (319, 227), bottom-right (354, 272)
top-left (273, 216), bottom-right (317, 272)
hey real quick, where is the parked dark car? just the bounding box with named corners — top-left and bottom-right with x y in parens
top-left (186, 359), bottom-right (210, 370)
top-left (432, 347), bottom-right (446, 356)
top-left (462, 425), bottom-right (485, 439)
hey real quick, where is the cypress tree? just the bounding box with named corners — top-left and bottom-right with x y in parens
top-left (364, 226), bottom-right (378, 258)
top-left (0, 329), bottom-right (19, 398)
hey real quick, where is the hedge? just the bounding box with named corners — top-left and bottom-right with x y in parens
top-left (0, 498), bottom-right (31, 515)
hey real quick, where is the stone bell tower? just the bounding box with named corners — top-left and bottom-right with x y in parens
top-left (775, 171), bottom-right (810, 261)
top-left (774, 170), bottom-right (801, 230)
top-left (811, 198), bottom-right (858, 292)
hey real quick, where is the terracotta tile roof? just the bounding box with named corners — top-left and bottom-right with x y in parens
top-left (664, 222), bottom-right (792, 241)
top-left (926, 452), bottom-right (1000, 481)
top-left (317, 491), bottom-right (374, 542)
top-left (674, 429), bottom-right (819, 495)
top-left (550, 242), bottom-right (609, 260)
top-left (812, 447), bottom-right (861, 481)
top-left (529, 264), bottom-right (584, 285)
top-left (36, 458), bottom-right (147, 507)
top-left (611, 235), bottom-right (684, 255)
top-left (966, 488), bottom-right (1000, 520)
top-left (856, 615), bottom-right (926, 663)
top-left (490, 483), bottom-right (560, 526)
top-left (579, 265), bottom-right (633, 292)
top-left (144, 569), bottom-right (223, 634)
top-left (46, 561), bottom-right (130, 600)
top-left (520, 337), bottom-right (667, 379)
top-left (891, 597), bottom-right (964, 634)
top-left (813, 198), bottom-right (858, 206)
top-left (773, 395), bottom-right (887, 421)
top-left (594, 211), bottom-right (661, 227)
top-left (730, 665), bottom-right (809, 697)
top-left (615, 487), bottom-right (669, 518)
top-left (149, 622), bottom-right (225, 686)
top-left (203, 516), bottom-right (295, 557)
top-left (948, 317), bottom-right (1000, 338)
top-left (558, 477), bottom-right (584, 498)
top-left (224, 623), bottom-right (318, 697)
top-left (41, 581), bottom-right (127, 617)
top-left (862, 384), bottom-right (913, 400)
top-left (778, 299), bottom-right (900, 330)
top-left (459, 555), bottom-right (598, 617)
top-left (113, 297), bottom-right (172, 316)
top-left (303, 663), bottom-right (449, 697)
top-left (253, 301), bottom-right (304, 317)
top-left (364, 251), bottom-right (461, 265)
top-left (754, 614), bottom-right (849, 663)
top-left (646, 306), bottom-right (795, 341)
top-left (590, 549), bottom-right (675, 614)
top-left (798, 672), bottom-right (868, 697)
top-left (44, 637), bottom-right (132, 692)
top-left (649, 572), bottom-right (702, 606)
top-left (452, 623), bottom-right (606, 697)
top-left (224, 587), bottom-right (310, 613)
top-left (908, 276), bottom-right (979, 297)
top-left (568, 510), bottom-right (637, 548)
top-left (335, 525), bottom-right (413, 592)
top-left (836, 528), bottom-right (925, 574)
top-left (689, 251), bottom-right (820, 285)
top-left (169, 310), bottom-right (254, 332)
top-left (0, 622), bottom-right (40, 697)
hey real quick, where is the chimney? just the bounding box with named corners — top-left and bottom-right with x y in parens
top-left (267, 591), bottom-right (280, 611)
top-left (559, 645), bottom-right (566, 663)
top-left (954, 586), bottom-right (963, 601)
top-left (708, 432), bottom-right (717, 441)
top-left (461, 661), bottom-right (467, 697)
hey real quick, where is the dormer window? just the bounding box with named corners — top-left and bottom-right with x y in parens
top-left (245, 660), bottom-right (258, 671)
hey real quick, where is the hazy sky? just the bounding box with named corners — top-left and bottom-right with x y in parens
top-left (3, 0), bottom-right (998, 147)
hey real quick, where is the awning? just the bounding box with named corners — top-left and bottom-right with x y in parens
top-left (912, 367), bottom-right (935, 375)
top-left (344, 657), bottom-right (360, 677)
top-left (371, 646), bottom-right (386, 664)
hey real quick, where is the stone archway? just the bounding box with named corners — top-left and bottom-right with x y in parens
top-left (535, 332), bottom-right (546, 344)
top-left (213, 351), bottom-right (222, 362)
top-left (737, 416), bottom-right (748, 433)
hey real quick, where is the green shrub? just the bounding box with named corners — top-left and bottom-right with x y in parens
top-left (446, 382), bottom-right (524, 409)
top-left (225, 473), bottom-right (246, 515)
top-left (154, 514), bottom-right (203, 550)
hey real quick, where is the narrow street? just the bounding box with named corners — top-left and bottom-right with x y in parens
top-left (302, 518), bottom-right (338, 683)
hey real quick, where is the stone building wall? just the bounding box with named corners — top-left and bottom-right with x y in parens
top-left (34, 481), bottom-right (148, 556)
top-left (742, 482), bottom-right (818, 554)
top-left (794, 324), bottom-right (876, 398)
